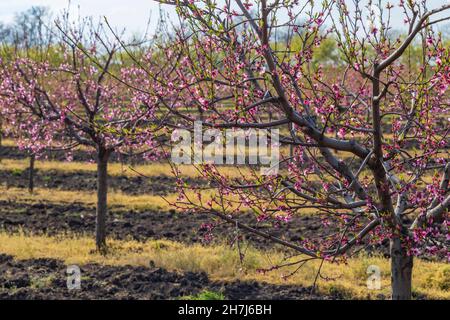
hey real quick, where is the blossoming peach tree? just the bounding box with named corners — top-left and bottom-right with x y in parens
top-left (0, 20), bottom-right (162, 252)
top-left (146, 0), bottom-right (449, 299)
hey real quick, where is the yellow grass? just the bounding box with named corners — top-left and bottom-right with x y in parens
top-left (0, 139), bottom-right (17, 147)
top-left (0, 138), bottom-right (95, 150)
top-left (0, 231), bottom-right (448, 300)
top-left (0, 185), bottom-right (320, 215)
top-left (1, 158), bottom-right (437, 189)
top-left (0, 185), bottom-right (212, 211)
top-left (0, 158), bottom-right (255, 179)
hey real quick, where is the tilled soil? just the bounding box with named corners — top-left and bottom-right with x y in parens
top-left (0, 200), bottom-right (341, 250)
top-left (0, 253), bottom-right (339, 300)
top-left (2, 142), bottom-right (446, 169)
top-left (0, 168), bottom-right (206, 196)
top-left (0, 145), bottom-right (146, 163)
top-left (0, 144), bottom-right (444, 299)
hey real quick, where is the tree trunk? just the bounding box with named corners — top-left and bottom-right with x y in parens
top-left (390, 236), bottom-right (413, 300)
top-left (129, 146), bottom-right (135, 167)
top-left (96, 147), bottom-right (110, 253)
top-left (28, 154), bottom-right (35, 194)
top-left (0, 118), bottom-right (2, 162)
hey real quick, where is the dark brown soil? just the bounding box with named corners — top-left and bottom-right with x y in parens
top-left (0, 144), bottom-right (444, 300)
top-left (0, 200), bottom-right (340, 251)
top-left (0, 145), bottom-right (148, 163)
top-left (0, 254), bottom-right (339, 300)
top-left (0, 168), bottom-right (206, 196)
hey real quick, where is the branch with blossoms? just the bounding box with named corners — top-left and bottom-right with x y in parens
top-left (0, 16), bottom-right (165, 252)
top-left (127, 0), bottom-right (449, 299)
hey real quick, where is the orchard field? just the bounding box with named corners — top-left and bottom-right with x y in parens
top-left (0, 138), bottom-right (448, 300)
top-left (0, 0), bottom-right (449, 301)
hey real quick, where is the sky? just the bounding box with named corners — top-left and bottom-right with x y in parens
top-left (0, 0), bottom-right (177, 37)
top-left (0, 0), bottom-right (448, 37)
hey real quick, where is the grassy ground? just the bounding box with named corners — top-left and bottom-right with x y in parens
top-left (0, 232), bottom-right (448, 299)
top-left (2, 153), bottom-right (442, 187)
top-left (0, 184), bottom-right (324, 215)
top-left (0, 139), bottom-right (448, 300)
top-left (0, 185), bottom-right (183, 211)
top-left (0, 158), bottom-right (252, 179)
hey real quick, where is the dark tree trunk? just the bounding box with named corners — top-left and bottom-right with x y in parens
top-left (129, 146), bottom-right (135, 166)
top-left (0, 118), bottom-right (2, 161)
top-left (96, 147), bottom-right (110, 253)
top-left (198, 106), bottom-right (204, 122)
top-left (371, 66), bottom-right (412, 300)
top-left (28, 154), bottom-right (35, 194)
top-left (390, 236), bottom-right (413, 300)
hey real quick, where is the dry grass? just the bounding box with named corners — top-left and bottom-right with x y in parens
top-left (2, 144), bottom-right (442, 187)
top-left (1, 139), bottom-right (448, 299)
top-left (1, 139), bottom-right (16, 147)
top-left (0, 231), bottom-right (448, 300)
top-left (0, 157), bottom-right (387, 195)
top-left (0, 158), bottom-right (256, 179)
top-left (0, 185), bottom-right (320, 215)
top-left (0, 138), bottom-right (94, 150)
top-left (0, 185), bottom-right (201, 211)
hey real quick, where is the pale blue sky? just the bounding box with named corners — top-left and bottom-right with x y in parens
top-left (0, 0), bottom-right (448, 37)
top-left (0, 0), bottom-right (177, 37)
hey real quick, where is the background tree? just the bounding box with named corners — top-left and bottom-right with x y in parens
top-left (0, 18), bottom-right (161, 252)
top-left (11, 6), bottom-right (54, 49)
top-left (0, 6), bottom-right (53, 160)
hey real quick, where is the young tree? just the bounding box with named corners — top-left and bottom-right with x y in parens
top-left (148, 0), bottom-right (449, 299)
top-left (11, 6), bottom-right (54, 49)
top-left (0, 6), bottom-right (54, 160)
top-left (0, 19), bottom-right (161, 252)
